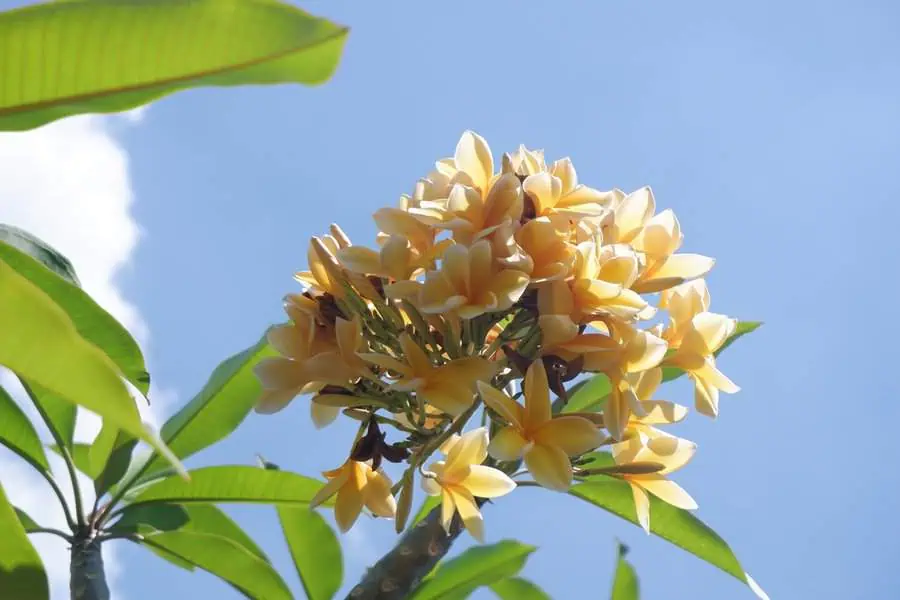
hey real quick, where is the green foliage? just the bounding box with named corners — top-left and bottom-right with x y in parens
top-left (564, 321), bottom-right (762, 413)
top-left (491, 577), bottom-right (551, 599)
top-left (0, 0), bottom-right (348, 131)
top-left (0, 482), bottom-right (48, 600)
top-left (0, 259), bottom-right (181, 468)
top-left (0, 385), bottom-right (50, 473)
top-left (127, 466), bottom-right (329, 507)
top-left (22, 381), bottom-right (77, 451)
top-left (409, 541), bottom-right (537, 600)
top-left (278, 506), bottom-right (343, 600)
top-left (610, 543), bottom-right (639, 600)
top-left (570, 479), bottom-right (756, 593)
top-left (142, 531), bottom-right (292, 600)
top-left (141, 333), bottom-right (277, 479)
top-left (0, 238), bottom-right (149, 393)
top-left (0, 224), bottom-right (79, 285)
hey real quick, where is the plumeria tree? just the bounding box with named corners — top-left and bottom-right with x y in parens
top-left (252, 131), bottom-right (764, 599)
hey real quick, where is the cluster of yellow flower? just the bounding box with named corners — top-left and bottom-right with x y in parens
top-left (254, 131), bottom-right (740, 540)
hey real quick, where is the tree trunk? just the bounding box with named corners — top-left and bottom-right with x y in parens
top-left (70, 537), bottom-right (110, 600)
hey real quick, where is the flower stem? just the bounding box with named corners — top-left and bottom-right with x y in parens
top-left (70, 535), bottom-right (109, 600)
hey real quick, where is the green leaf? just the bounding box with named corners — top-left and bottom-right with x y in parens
top-left (0, 239), bottom-right (149, 393)
top-left (22, 381), bottom-right (76, 451)
top-left (0, 0), bottom-right (348, 131)
top-left (564, 321), bottom-right (761, 413)
top-left (142, 531), bottom-right (291, 600)
top-left (94, 432), bottom-right (138, 497)
top-left (113, 503), bottom-right (265, 560)
top-left (610, 543), bottom-right (639, 600)
top-left (411, 495), bottom-right (442, 528)
top-left (570, 480), bottom-right (761, 596)
top-left (0, 224), bottom-right (79, 285)
top-left (128, 465), bottom-right (329, 507)
top-left (0, 385), bottom-right (50, 473)
top-left (49, 442), bottom-right (96, 477)
top-left (142, 333), bottom-right (276, 479)
top-left (0, 482), bottom-right (48, 600)
top-left (278, 506), bottom-right (342, 600)
top-left (490, 577), bottom-right (551, 600)
top-left (410, 540), bottom-right (536, 600)
top-left (14, 507), bottom-right (40, 533)
top-left (0, 259), bottom-right (182, 472)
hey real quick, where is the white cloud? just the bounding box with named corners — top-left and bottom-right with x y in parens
top-left (0, 112), bottom-right (162, 599)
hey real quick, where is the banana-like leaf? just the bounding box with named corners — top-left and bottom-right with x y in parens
top-left (491, 577), bottom-right (551, 599)
top-left (0, 239), bottom-right (149, 393)
top-left (142, 531), bottom-right (291, 600)
top-left (409, 540), bottom-right (536, 600)
top-left (0, 0), bottom-right (348, 131)
top-left (0, 482), bottom-right (49, 600)
top-left (0, 385), bottom-right (50, 473)
top-left (127, 465), bottom-right (329, 507)
top-left (141, 333), bottom-right (276, 479)
top-left (610, 543), bottom-right (639, 600)
top-left (0, 259), bottom-right (182, 473)
top-left (570, 479), bottom-right (765, 598)
top-left (564, 321), bottom-right (761, 413)
top-left (278, 505), bottom-right (342, 600)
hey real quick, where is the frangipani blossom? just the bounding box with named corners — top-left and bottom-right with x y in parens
top-left (421, 427), bottom-right (516, 541)
top-left (480, 361), bottom-right (603, 491)
top-left (418, 241), bottom-right (530, 319)
top-left (495, 217), bottom-right (576, 283)
top-left (630, 208), bottom-right (715, 294)
top-left (310, 459), bottom-right (396, 532)
top-left (612, 433), bottom-right (698, 533)
top-left (435, 130), bottom-right (496, 196)
top-left (522, 171), bottom-right (610, 221)
top-left (359, 332), bottom-right (496, 415)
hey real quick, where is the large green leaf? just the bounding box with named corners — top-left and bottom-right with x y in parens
top-left (410, 540), bottom-right (536, 600)
top-left (490, 577), bottom-right (550, 600)
top-left (0, 224), bottom-right (79, 285)
top-left (128, 465), bottom-right (329, 507)
top-left (0, 385), bottom-right (50, 473)
top-left (0, 0), bottom-right (348, 131)
top-left (570, 480), bottom-right (764, 597)
top-left (0, 239), bottom-right (149, 393)
top-left (112, 503), bottom-right (265, 560)
top-left (610, 543), bottom-right (639, 600)
top-left (142, 531), bottom-right (291, 600)
top-left (49, 442), bottom-right (95, 476)
top-left (0, 482), bottom-right (48, 600)
top-left (21, 380), bottom-right (76, 451)
top-left (94, 432), bottom-right (138, 497)
top-left (0, 259), bottom-right (182, 471)
top-left (142, 333), bottom-right (276, 479)
top-left (564, 321), bottom-right (761, 413)
top-left (278, 505), bottom-right (342, 600)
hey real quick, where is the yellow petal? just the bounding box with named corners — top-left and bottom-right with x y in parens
top-left (650, 253), bottom-right (715, 282)
top-left (538, 279), bottom-right (574, 315)
top-left (487, 426), bottom-right (528, 461)
top-left (629, 482), bottom-right (651, 534)
top-left (458, 465), bottom-right (516, 498)
top-left (524, 360), bottom-right (551, 427)
top-left (604, 386), bottom-right (630, 441)
top-left (334, 465), bottom-right (367, 532)
top-left (646, 435), bottom-right (696, 472)
top-left (487, 270), bottom-right (530, 311)
top-left (635, 475), bottom-right (697, 510)
top-left (422, 473), bottom-right (442, 496)
top-left (444, 427), bottom-right (489, 480)
top-left (694, 357), bottom-right (740, 394)
top-left (364, 469), bottom-right (397, 518)
top-left (439, 436), bottom-right (461, 456)
top-left (455, 130), bottom-right (493, 193)
top-left (533, 417), bottom-right (603, 456)
top-left (421, 380), bottom-right (476, 416)
top-left (637, 401), bottom-right (689, 425)
top-left (440, 488), bottom-right (456, 534)
top-left (357, 353), bottom-right (411, 376)
top-left (254, 357), bottom-right (309, 391)
top-left (524, 443), bottom-right (572, 491)
top-left (267, 323), bottom-right (310, 359)
top-left (693, 374), bottom-right (720, 417)
top-left (551, 157), bottom-right (577, 191)
top-left (336, 246), bottom-right (382, 275)
top-left (384, 280), bottom-right (421, 300)
top-left (255, 389), bottom-right (298, 414)
top-left (310, 402), bottom-right (340, 429)
top-left (477, 381), bottom-right (524, 428)
top-left (539, 315), bottom-right (579, 348)
top-left (690, 313), bottom-right (737, 354)
top-left (444, 357), bottom-right (497, 386)
top-left (632, 208), bottom-right (682, 257)
top-left (399, 332), bottom-right (432, 375)
top-left (624, 329), bottom-right (668, 373)
top-left (310, 468), bottom-right (349, 508)
top-left (523, 172), bottom-right (557, 214)
top-left (449, 487), bottom-right (484, 542)
top-left (614, 186), bottom-right (655, 241)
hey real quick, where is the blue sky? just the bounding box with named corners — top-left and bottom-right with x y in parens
top-left (3, 0), bottom-right (900, 598)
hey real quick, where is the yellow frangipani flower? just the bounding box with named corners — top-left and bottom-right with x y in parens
top-left (601, 186), bottom-right (657, 245)
top-left (418, 241), bottom-right (530, 319)
top-left (495, 217), bottom-right (576, 283)
top-left (659, 278), bottom-right (711, 345)
top-left (501, 143), bottom-right (547, 177)
top-left (621, 368), bottom-right (690, 438)
top-left (570, 241), bottom-right (655, 321)
top-left (359, 332), bottom-right (496, 416)
top-left (630, 208), bottom-right (715, 294)
top-left (434, 130), bottom-right (496, 196)
top-left (421, 427), bottom-right (516, 541)
top-left (337, 234), bottom-right (431, 283)
top-left (611, 432), bottom-right (698, 533)
top-left (665, 311), bottom-right (740, 417)
top-left (522, 171), bottom-right (612, 221)
top-left (479, 361), bottom-right (603, 491)
top-left (295, 235), bottom-right (348, 298)
top-left (310, 459), bottom-right (396, 532)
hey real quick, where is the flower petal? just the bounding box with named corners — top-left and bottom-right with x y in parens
top-left (638, 401), bottom-right (689, 425)
top-left (310, 469), bottom-right (348, 508)
top-left (524, 360), bottom-right (551, 427)
top-left (455, 131), bottom-right (493, 193)
top-left (533, 417), bottom-right (603, 456)
top-left (440, 488), bottom-right (456, 534)
top-left (477, 381), bottom-right (524, 428)
top-left (449, 487), bottom-right (485, 542)
top-left (310, 402), bottom-right (340, 429)
top-left (336, 246), bottom-right (382, 275)
top-left (444, 427), bottom-right (489, 481)
top-left (523, 443), bottom-right (572, 491)
top-left (629, 482), bottom-right (651, 534)
top-left (487, 427), bottom-right (528, 461)
top-left (364, 470), bottom-right (397, 518)
top-left (646, 435), bottom-right (697, 472)
top-left (635, 475), bottom-right (698, 510)
top-left (254, 388), bottom-right (299, 414)
top-left (458, 465), bottom-right (517, 498)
